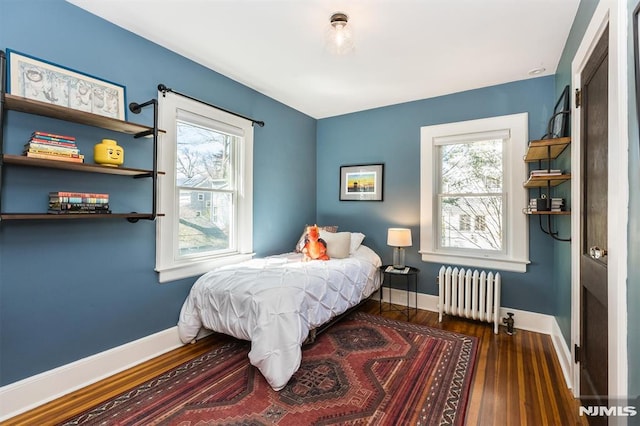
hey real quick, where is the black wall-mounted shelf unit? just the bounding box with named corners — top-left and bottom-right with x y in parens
top-left (0, 49), bottom-right (163, 223)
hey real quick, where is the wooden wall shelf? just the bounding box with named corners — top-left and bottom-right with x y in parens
top-left (1, 154), bottom-right (162, 177)
top-left (4, 94), bottom-right (163, 136)
top-left (523, 136), bottom-right (571, 241)
top-left (1, 49), bottom-right (161, 223)
top-left (523, 174), bottom-right (571, 188)
top-left (0, 213), bottom-right (156, 221)
top-left (524, 210), bottom-right (571, 216)
top-left (524, 137), bottom-right (571, 162)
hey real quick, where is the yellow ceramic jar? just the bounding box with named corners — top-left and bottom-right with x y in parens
top-left (94, 139), bottom-right (124, 167)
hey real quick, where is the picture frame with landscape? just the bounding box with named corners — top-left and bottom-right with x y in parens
top-left (340, 163), bottom-right (384, 201)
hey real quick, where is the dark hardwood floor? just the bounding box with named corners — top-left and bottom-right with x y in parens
top-left (2, 300), bottom-right (587, 425)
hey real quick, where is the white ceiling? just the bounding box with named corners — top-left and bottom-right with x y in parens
top-left (67, 0), bottom-right (580, 119)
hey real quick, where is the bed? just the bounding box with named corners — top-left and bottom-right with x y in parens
top-left (177, 234), bottom-right (382, 391)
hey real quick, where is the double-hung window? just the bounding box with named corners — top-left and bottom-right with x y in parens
top-left (420, 113), bottom-right (529, 272)
top-left (156, 91), bottom-right (253, 283)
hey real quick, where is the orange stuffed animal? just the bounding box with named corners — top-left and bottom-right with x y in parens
top-left (302, 224), bottom-right (330, 261)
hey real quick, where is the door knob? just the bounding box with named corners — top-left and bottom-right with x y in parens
top-left (589, 246), bottom-right (607, 259)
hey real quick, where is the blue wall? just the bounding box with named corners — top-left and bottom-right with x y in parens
top-left (0, 0), bottom-right (317, 385)
top-left (316, 78), bottom-right (557, 314)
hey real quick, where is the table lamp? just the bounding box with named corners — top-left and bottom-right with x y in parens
top-left (387, 228), bottom-right (412, 269)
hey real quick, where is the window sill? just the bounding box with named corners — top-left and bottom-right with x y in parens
top-left (420, 251), bottom-right (529, 273)
top-left (157, 252), bottom-right (255, 283)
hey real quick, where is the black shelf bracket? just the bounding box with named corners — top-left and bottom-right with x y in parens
top-left (529, 114), bottom-right (572, 242)
top-left (538, 215), bottom-right (571, 242)
top-left (129, 99), bottom-right (158, 221)
top-left (0, 50), bottom-right (6, 221)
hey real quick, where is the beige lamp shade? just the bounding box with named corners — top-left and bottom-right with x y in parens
top-left (387, 228), bottom-right (412, 247)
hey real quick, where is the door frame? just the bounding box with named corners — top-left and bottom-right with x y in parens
top-left (570, 0), bottom-right (628, 402)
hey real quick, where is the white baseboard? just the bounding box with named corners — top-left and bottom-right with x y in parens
top-left (0, 326), bottom-right (183, 422)
top-left (1, 293), bottom-right (576, 421)
top-left (379, 288), bottom-right (574, 389)
top-left (551, 319), bottom-right (574, 390)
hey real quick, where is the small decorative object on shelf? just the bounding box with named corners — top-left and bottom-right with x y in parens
top-left (94, 139), bottom-right (124, 167)
top-left (536, 195), bottom-right (550, 212)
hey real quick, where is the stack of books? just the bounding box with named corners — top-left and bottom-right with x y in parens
top-left (528, 197), bottom-right (564, 212)
top-left (24, 131), bottom-right (84, 163)
top-left (528, 198), bottom-right (540, 212)
top-left (48, 192), bottom-right (111, 214)
top-left (550, 198), bottom-right (564, 212)
top-left (530, 169), bottom-right (562, 177)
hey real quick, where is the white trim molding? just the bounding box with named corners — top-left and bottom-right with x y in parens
top-left (1, 293), bottom-right (576, 421)
top-left (570, 0), bottom-right (629, 403)
top-left (378, 289), bottom-right (573, 390)
top-left (155, 90), bottom-right (254, 283)
top-left (0, 327), bottom-right (184, 422)
top-left (419, 113), bottom-right (530, 273)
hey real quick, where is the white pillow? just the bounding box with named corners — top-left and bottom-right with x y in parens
top-left (319, 230), bottom-right (351, 259)
top-left (350, 232), bottom-right (366, 254)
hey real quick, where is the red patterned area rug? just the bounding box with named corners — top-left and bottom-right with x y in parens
top-left (62, 312), bottom-right (478, 425)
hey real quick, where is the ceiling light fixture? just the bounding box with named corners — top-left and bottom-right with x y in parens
top-left (528, 67), bottom-right (546, 76)
top-left (326, 12), bottom-right (354, 55)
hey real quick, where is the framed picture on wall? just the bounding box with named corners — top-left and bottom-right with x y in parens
top-left (6, 49), bottom-right (126, 120)
top-left (339, 163), bottom-right (384, 201)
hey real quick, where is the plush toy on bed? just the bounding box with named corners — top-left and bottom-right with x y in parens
top-left (302, 224), bottom-right (330, 261)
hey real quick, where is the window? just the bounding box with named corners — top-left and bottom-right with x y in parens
top-left (156, 91), bottom-right (254, 283)
top-left (420, 113), bottom-right (529, 273)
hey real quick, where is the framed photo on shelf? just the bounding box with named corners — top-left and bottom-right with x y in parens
top-left (6, 49), bottom-right (126, 120)
top-left (548, 84), bottom-right (570, 138)
top-left (339, 163), bottom-right (384, 201)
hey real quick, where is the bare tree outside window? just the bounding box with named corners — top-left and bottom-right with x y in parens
top-left (439, 139), bottom-right (503, 251)
top-left (176, 121), bottom-right (237, 256)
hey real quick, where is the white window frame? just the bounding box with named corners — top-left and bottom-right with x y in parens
top-left (156, 91), bottom-right (254, 283)
top-left (420, 113), bottom-right (529, 273)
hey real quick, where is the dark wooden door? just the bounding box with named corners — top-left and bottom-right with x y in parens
top-left (579, 27), bottom-right (608, 424)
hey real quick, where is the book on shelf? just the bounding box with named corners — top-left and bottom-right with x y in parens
top-left (385, 265), bottom-right (410, 274)
top-left (530, 169), bottom-right (562, 176)
top-left (27, 138), bottom-right (77, 148)
top-left (49, 191), bottom-right (109, 200)
top-left (528, 197), bottom-right (565, 212)
top-left (49, 204), bottom-right (111, 212)
top-left (24, 143), bottom-right (80, 154)
top-left (49, 193), bottom-right (109, 205)
top-left (24, 149), bottom-right (84, 159)
top-left (47, 209), bottom-right (112, 214)
top-left (25, 152), bottom-right (84, 163)
top-left (32, 131), bottom-right (76, 141)
top-left (49, 191), bottom-right (109, 198)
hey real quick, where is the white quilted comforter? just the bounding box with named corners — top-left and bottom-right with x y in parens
top-left (177, 245), bottom-right (382, 390)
